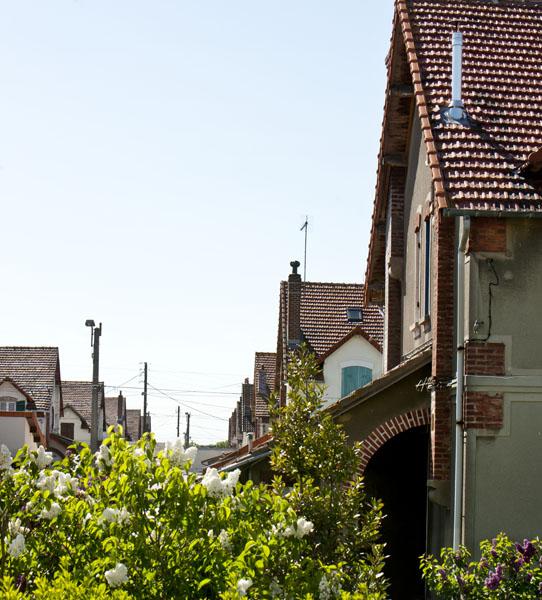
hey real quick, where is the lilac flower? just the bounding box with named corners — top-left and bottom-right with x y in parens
top-left (438, 569), bottom-right (447, 580)
top-left (485, 565), bottom-right (503, 591)
top-left (516, 539), bottom-right (536, 562)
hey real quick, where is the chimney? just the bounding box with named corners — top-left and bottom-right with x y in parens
top-left (117, 392), bottom-right (124, 425)
top-left (442, 28), bottom-right (469, 125)
top-left (287, 260), bottom-right (302, 349)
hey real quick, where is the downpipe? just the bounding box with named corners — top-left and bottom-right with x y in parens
top-left (453, 216), bottom-right (470, 550)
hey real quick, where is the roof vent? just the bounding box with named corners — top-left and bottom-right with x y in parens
top-left (347, 307), bottom-right (363, 323)
top-left (442, 30), bottom-right (470, 126)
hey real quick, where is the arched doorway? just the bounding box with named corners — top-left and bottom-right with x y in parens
top-left (364, 425), bottom-right (429, 600)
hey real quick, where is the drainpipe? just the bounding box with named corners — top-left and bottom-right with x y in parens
top-left (453, 215), bottom-right (470, 550)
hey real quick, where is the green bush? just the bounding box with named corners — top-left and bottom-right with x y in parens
top-left (0, 349), bottom-right (386, 598)
top-left (421, 533), bottom-right (542, 598)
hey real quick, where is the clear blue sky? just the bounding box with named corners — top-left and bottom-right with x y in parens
top-left (0, 1), bottom-right (394, 444)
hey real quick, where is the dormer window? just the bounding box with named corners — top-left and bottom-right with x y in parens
top-left (347, 307), bottom-right (363, 323)
top-left (0, 397), bottom-right (18, 412)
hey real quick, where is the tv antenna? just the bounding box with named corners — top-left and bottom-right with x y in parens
top-left (300, 216), bottom-right (308, 281)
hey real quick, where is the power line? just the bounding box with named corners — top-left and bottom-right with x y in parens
top-left (147, 383), bottom-right (229, 422)
top-left (104, 384), bottom-right (239, 396)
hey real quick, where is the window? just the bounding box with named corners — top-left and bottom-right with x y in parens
top-left (60, 422), bottom-right (75, 439)
top-left (0, 397), bottom-right (17, 412)
top-left (341, 366), bottom-right (372, 397)
top-left (424, 217), bottom-right (432, 318)
top-left (347, 307), bottom-right (363, 322)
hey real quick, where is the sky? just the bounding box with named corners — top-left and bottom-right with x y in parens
top-left (0, 1), bottom-right (394, 444)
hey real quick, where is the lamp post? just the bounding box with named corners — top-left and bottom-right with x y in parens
top-left (85, 319), bottom-right (102, 452)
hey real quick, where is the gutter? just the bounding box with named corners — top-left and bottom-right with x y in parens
top-left (453, 215), bottom-right (470, 550)
top-left (219, 449), bottom-right (271, 473)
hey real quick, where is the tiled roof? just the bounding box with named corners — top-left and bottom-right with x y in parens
top-left (297, 282), bottom-right (383, 356)
top-left (0, 347), bottom-right (60, 411)
top-left (126, 409), bottom-right (141, 441)
top-left (253, 352), bottom-right (276, 418)
top-left (404, 0), bottom-right (542, 212)
top-left (61, 381), bottom-right (94, 426)
top-left (104, 396), bottom-right (121, 429)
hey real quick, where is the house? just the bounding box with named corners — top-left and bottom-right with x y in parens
top-left (276, 261), bottom-right (383, 407)
top-left (0, 347), bottom-right (62, 454)
top-left (324, 0), bottom-right (542, 596)
top-left (104, 392), bottom-right (127, 434)
top-left (60, 381), bottom-right (106, 444)
top-left (125, 408), bottom-right (150, 442)
top-left (253, 352), bottom-right (276, 438)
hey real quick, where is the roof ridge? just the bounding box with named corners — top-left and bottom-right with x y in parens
top-left (281, 280), bottom-right (365, 287)
top-left (0, 346), bottom-right (59, 350)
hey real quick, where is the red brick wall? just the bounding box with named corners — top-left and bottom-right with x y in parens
top-left (430, 212), bottom-right (455, 480)
top-left (464, 392), bottom-right (504, 430)
top-left (384, 167), bottom-right (405, 370)
top-left (465, 342), bottom-right (506, 376)
top-left (469, 218), bottom-right (507, 253)
top-left (359, 407), bottom-right (430, 473)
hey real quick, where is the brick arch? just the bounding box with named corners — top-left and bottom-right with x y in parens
top-left (359, 407), bottom-right (430, 474)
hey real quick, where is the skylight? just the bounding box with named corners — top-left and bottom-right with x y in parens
top-left (347, 307), bottom-right (363, 323)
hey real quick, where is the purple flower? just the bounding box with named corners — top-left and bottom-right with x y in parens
top-left (513, 557), bottom-right (524, 572)
top-left (485, 565), bottom-right (504, 590)
top-left (438, 569), bottom-right (447, 580)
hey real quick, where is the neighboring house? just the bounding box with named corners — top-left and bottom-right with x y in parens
top-left (60, 381), bottom-right (106, 444)
top-left (125, 409), bottom-right (150, 442)
top-left (253, 352), bottom-right (276, 438)
top-left (276, 261), bottom-right (383, 407)
top-left (192, 445), bottom-right (235, 474)
top-left (323, 1), bottom-right (542, 596)
top-left (0, 347), bottom-right (62, 454)
top-left (104, 392), bottom-right (127, 435)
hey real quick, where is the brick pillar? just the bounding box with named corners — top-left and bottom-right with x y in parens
top-left (384, 167), bottom-right (405, 371)
top-left (430, 212), bottom-right (455, 481)
top-left (287, 261), bottom-right (302, 348)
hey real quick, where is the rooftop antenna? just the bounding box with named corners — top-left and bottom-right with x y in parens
top-left (300, 216), bottom-right (308, 281)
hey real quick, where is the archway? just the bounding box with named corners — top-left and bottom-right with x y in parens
top-left (364, 424), bottom-right (429, 600)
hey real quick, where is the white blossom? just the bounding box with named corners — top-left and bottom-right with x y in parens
top-left (8, 518), bottom-right (27, 537)
top-left (295, 517), bottom-right (314, 538)
top-left (7, 533), bottom-right (25, 558)
top-left (164, 439), bottom-right (197, 467)
top-left (0, 444), bottom-right (12, 477)
top-left (218, 529), bottom-right (231, 551)
top-left (98, 507), bottom-right (130, 526)
top-left (319, 574), bottom-right (341, 600)
top-left (95, 444), bottom-right (112, 469)
top-left (33, 446), bottom-right (53, 469)
top-left (237, 578), bottom-right (253, 596)
top-left (40, 502), bottom-right (61, 520)
top-left (283, 525), bottom-right (295, 538)
top-left (105, 563), bottom-right (128, 587)
top-left (202, 468), bottom-right (240, 498)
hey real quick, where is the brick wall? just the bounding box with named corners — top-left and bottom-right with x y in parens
top-left (465, 342), bottom-right (505, 376)
top-left (287, 269), bottom-right (302, 347)
top-left (384, 167), bottom-right (405, 371)
top-left (431, 212), bottom-right (455, 480)
top-left (469, 218), bottom-right (507, 253)
top-left (464, 392), bottom-right (504, 430)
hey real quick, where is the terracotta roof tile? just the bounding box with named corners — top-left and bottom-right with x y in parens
top-left (406, 0), bottom-right (542, 211)
top-left (126, 409), bottom-right (141, 441)
top-left (298, 282), bottom-right (383, 356)
top-left (253, 352), bottom-right (276, 418)
top-left (61, 381), bottom-right (95, 426)
top-left (0, 347), bottom-right (59, 411)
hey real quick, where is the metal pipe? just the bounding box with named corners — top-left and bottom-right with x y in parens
top-left (451, 31), bottom-right (464, 108)
top-left (453, 216), bottom-right (470, 549)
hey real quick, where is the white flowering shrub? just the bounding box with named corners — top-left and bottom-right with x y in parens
top-left (0, 430), bottom-right (383, 599)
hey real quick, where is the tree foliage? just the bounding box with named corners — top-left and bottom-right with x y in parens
top-left (270, 346), bottom-right (386, 596)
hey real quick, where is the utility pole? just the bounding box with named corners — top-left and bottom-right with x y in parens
top-left (176, 406), bottom-right (180, 438)
top-left (184, 412), bottom-right (191, 448)
top-left (142, 362), bottom-right (148, 434)
top-left (85, 320), bottom-right (102, 453)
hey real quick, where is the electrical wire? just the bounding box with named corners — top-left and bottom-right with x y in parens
top-left (147, 383), bottom-right (229, 422)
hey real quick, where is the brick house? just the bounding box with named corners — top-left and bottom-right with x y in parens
top-left (325, 0), bottom-right (542, 596)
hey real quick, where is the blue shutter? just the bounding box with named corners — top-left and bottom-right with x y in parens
top-left (341, 366), bottom-right (372, 397)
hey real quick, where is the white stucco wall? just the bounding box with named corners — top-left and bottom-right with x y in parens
top-left (59, 407), bottom-right (91, 444)
top-left (0, 381), bottom-right (27, 403)
top-left (0, 417), bottom-right (39, 454)
top-left (322, 335), bottom-right (383, 407)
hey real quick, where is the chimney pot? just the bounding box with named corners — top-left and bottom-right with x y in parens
top-left (290, 260), bottom-right (300, 275)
